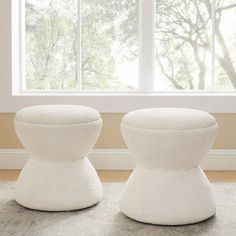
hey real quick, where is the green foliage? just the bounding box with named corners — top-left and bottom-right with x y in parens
top-left (25, 0), bottom-right (236, 91)
top-left (26, 0), bottom-right (77, 90)
top-left (81, 0), bottom-right (138, 90)
top-left (25, 0), bottom-right (138, 91)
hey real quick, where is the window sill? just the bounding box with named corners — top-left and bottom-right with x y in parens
top-left (1, 92), bottom-right (236, 113)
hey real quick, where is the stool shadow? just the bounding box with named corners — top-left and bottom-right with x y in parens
top-left (108, 212), bottom-right (216, 235)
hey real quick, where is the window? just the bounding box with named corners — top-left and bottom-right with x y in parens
top-left (155, 0), bottom-right (236, 91)
top-left (17, 0), bottom-right (236, 93)
top-left (6, 0), bottom-right (236, 113)
top-left (155, 0), bottom-right (212, 90)
top-left (23, 0), bottom-right (139, 92)
top-left (12, 0), bottom-right (236, 93)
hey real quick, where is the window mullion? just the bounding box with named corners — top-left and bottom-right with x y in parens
top-left (76, 0), bottom-right (81, 91)
top-left (12, 0), bottom-right (21, 94)
top-left (211, 0), bottom-right (216, 90)
top-left (20, 0), bottom-right (26, 92)
top-left (139, 0), bottom-right (155, 93)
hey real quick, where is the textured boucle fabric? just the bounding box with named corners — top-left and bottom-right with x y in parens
top-left (121, 124), bottom-right (217, 169)
top-left (122, 108), bottom-right (216, 130)
top-left (120, 108), bottom-right (217, 225)
top-left (120, 166), bottom-right (215, 225)
top-left (15, 158), bottom-right (102, 211)
top-left (14, 121), bottom-right (102, 161)
top-left (14, 105), bottom-right (102, 211)
top-left (15, 105), bottom-right (101, 124)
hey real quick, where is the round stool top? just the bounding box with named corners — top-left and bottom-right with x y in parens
top-left (122, 108), bottom-right (216, 130)
top-left (15, 105), bottom-right (101, 125)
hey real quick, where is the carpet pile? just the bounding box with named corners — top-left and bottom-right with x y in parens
top-left (0, 182), bottom-right (236, 236)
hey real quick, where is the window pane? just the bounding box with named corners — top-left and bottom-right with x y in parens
top-left (81, 0), bottom-right (139, 91)
top-left (155, 0), bottom-right (212, 90)
top-left (215, 0), bottom-right (236, 90)
top-left (25, 0), bottom-right (77, 90)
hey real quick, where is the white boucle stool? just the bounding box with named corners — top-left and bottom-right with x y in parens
top-left (14, 105), bottom-right (102, 211)
top-left (120, 108), bottom-right (218, 225)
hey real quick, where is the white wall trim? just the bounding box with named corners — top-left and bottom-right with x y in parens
top-left (0, 149), bottom-right (236, 170)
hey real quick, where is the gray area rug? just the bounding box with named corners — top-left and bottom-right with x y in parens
top-left (0, 182), bottom-right (236, 236)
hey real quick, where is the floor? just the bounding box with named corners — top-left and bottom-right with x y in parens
top-left (0, 170), bottom-right (236, 182)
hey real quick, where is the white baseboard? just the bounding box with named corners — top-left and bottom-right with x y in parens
top-left (0, 149), bottom-right (236, 170)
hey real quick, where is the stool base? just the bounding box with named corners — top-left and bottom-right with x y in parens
top-left (15, 158), bottom-right (102, 211)
top-left (120, 166), bottom-right (215, 225)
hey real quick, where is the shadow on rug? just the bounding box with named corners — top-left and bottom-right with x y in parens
top-left (0, 182), bottom-right (236, 236)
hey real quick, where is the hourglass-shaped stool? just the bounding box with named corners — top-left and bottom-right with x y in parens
top-left (14, 105), bottom-right (102, 211)
top-left (120, 108), bottom-right (218, 225)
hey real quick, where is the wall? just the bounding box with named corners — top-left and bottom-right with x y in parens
top-left (0, 0), bottom-right (236, 150)
top-left (0, 113), bottom-right (236, 149)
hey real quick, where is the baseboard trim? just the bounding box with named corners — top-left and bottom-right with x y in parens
top-left (0, 149), bottom-right (236, 170)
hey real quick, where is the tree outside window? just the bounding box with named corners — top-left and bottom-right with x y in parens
top-left (24, 0), bottom-right (236, 92)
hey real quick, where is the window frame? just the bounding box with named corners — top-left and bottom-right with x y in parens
top-left (5, 0), bottom-right (236, 113)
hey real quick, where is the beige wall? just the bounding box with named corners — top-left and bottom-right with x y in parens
top-left (0, 113), bottom-right (236, 149)
top-left (0, 0), bottom-right (235, 150)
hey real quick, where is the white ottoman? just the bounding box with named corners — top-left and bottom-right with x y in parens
top-left (120, 108), bottom-right (218, 225)
top-left (14, 105), bottom-right (102, 211)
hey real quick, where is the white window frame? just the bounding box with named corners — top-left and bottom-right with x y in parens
top-left (1, 0), bottom-right (236, 112)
